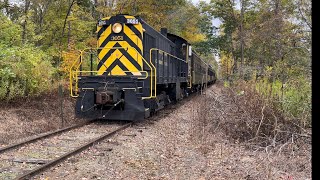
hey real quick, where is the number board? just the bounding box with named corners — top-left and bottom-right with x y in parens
top-left (111, 36), bottom-right (124, 41)
top-left (98, 20), bottom-right (107, 26)
top-left (126, 18), bottom-right (139, 25)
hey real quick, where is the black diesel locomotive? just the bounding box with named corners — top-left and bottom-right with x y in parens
top-left (69, 14), bottom-right (216, 121)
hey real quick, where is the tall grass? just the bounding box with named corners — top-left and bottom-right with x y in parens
top-left (254, 76), bottom-right (311, 127)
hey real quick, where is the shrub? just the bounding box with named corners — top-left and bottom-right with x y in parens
top-left (0, 44), bottom-right (55, 100)
top-left (254, 76), bottom-right (311, 127)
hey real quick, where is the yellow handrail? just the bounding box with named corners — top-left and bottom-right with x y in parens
top-left (73, 70), bottom-right (149, 79)
top-left (69, 53), bottom-right (82, 97)
top-left (69, 47), bottom-right (156, 99)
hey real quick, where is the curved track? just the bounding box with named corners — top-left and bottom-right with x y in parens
top-left (0, 121), bottom-right (131, 180)
top-left (0, 120), bottom-right (95, 154)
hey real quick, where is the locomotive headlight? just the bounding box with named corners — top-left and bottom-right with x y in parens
top-left (112, 23), bottom-right (122, 33)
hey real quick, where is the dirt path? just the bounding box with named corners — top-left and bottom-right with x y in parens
top-left (29, 83), bottom-right (310, 180)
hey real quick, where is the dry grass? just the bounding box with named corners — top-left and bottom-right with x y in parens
top-left (223, 80), bottom-right (310, 149)
top-left (189, 81), bottom-right (311, 179)
top-left (191, 80), bottom-right (311, 152)
top-left (0, 87), bottom-right (81, 145)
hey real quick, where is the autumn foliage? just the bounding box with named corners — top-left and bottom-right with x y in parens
top-left (0, 0), bottom-right (311, 126)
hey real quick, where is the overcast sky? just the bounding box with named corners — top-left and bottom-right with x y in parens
top-left (191, 0), bottom-right (221, 60)
top-left (191, 0), bottom-right (222, 28)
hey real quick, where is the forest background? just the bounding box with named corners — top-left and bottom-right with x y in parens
top-left (0, 0), bottom-right (311, 127)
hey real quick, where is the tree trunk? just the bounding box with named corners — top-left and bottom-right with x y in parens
top-left (3, 0), bottom-right (10, 15)
top-left (230, 34), bottom-right (237, 75)
top-left (68, 21), bottom-right (71, 50)
top-left (92, 0), bottom-right (98, 19)
top-left (226, 53), bottom-right (229, 80)
top-left (59, 0), bottom-right (76, 49)
top-left (240, 0), bottom-right (245, 77)
top-left (67, 0), bottom-right (71, 50)
top-left (22, 0), bottom-right (31, 44)
top-left (274, 0), bottom-right (283, 64)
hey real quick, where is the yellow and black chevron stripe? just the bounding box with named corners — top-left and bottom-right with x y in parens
top-left (96, 15), bottom-right (144, 76)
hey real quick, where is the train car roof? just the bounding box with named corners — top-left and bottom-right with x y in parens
top-left (137, 18), bottom-right (176, 44)
top-left (166, 33), bottom-right (190, 45)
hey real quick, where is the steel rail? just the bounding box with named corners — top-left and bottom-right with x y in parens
top-left (16, 122), bottom-right (132, 180)
top-left (0, 120), bottom-right (96, 154)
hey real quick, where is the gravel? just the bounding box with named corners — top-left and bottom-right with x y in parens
top-left (33, 83), bottom-right (311, 180)
top-left (0, 83), bottom-right (310, 179)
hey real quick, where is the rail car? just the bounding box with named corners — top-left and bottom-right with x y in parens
top-left (69, 14), bottom-right (216, 121)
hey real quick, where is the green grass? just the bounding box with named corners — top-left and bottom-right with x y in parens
top-left (254, 77), bottom-right (311, 126)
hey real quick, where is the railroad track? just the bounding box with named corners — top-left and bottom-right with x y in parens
top-left (0, 121), bottom-right (131, 180)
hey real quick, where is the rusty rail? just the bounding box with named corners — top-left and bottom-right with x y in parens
top-left (16, 123), bottom-right (132, 180)
top-left (0, 120), bottom-right (95, 154)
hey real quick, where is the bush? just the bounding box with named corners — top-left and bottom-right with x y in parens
top-left (222, 79), bottom-right (309, 147)
top-left (0, 14), bottom-right (22, 47)
top-left (282, 77), bottom-right (311, 126)
top-left (254, 76), bottom-right (311, 127)
top-left (0, 44), bottom-right (55, 100)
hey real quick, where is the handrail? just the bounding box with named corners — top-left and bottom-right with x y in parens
top-left (73, 70), bottom-right (149, 79)
top-left (186, 45), bottom-right (192, 88)
top-left (69, 53), bottom-right (82, 97)
top-left (69, 47), bottom-right (156, 99)
top-left (151, 48), bottom-right (187, 63)
top-left (189, 70), bottom-right (193, 88)
top-left (150, 48), bottom-right (188, 96)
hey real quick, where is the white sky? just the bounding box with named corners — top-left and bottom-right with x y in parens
top-left (191, 0), bottom-right (211, 4)
top-left (191, 0), bottom-right (222, 62)
top-left (191, 0), bottom-right (222, 28)
top-left (191, 0), bottom-right (242, 28)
